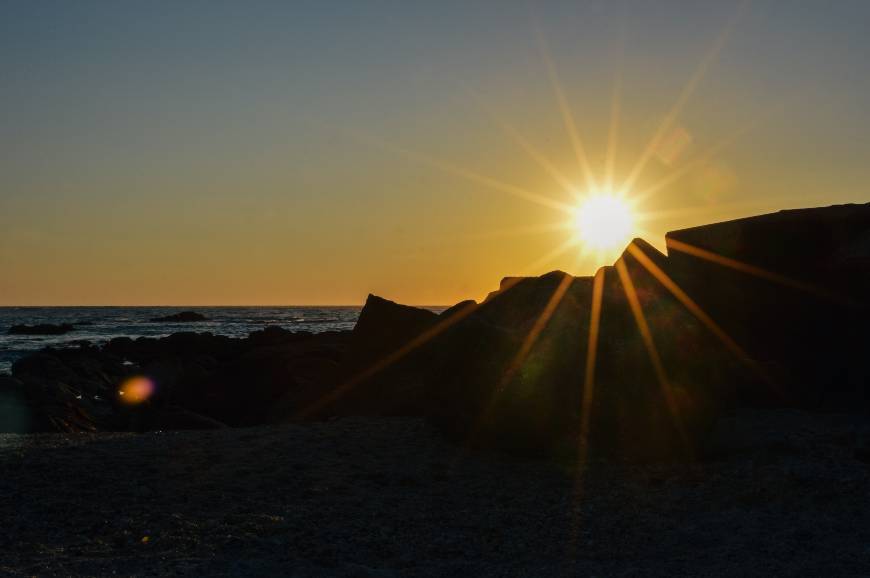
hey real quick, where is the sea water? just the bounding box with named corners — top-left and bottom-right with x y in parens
top-left (0, 306), bottom-right (374, 375)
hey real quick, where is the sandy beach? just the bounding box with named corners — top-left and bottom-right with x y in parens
top-left (2, 409), bottom-right (869, 577)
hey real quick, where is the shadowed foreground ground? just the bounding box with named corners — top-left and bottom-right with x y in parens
top-left (1, 410), bottom-right (869, 577)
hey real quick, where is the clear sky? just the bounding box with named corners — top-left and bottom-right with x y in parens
top-left (1, 0), bottom-right (868, 305)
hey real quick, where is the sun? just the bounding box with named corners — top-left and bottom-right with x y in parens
top-left (573, 192), bottom-right (635, 252)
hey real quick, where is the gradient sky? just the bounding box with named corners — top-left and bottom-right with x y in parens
top-left (2, 0), bottom-right (868, 305)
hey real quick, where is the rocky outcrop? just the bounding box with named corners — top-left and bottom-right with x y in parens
top-left (313, 295), bottom-right (440, 417)
top-left (332, 203), bottom-right (870, 461)
top-left (5, 204), bottom-right (868, 461)
top-left (665, 202), bottom-right (870, 409)
top-left (418, 244), bottom-right (736, 460)
top-left (149, 311), bottom-right (209, 322)
top-left (8, 323), bottom-right (75, 335)
top-left (4, 327), bottom-right (351, 433)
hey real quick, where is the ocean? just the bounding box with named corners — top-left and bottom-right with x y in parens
top-left (0, 306), bottom-right (411, 375)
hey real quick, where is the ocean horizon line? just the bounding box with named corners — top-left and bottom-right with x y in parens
top-left (0, 304), bottom-right (451, 309)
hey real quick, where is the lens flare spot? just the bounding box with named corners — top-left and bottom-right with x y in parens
top-left (119, 376), bottom-right (155, 405)
top-left (574, 193), bottom-right (635, 251)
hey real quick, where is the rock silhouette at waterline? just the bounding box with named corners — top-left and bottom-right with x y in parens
top-left (8, 323), bottom-right (76, 335)
top-left (339, 203), bottom-right (870, 460)
top-left (3, 204), bottom-right (869, 462)
top-left (149, 311), bottom-right (209, 323)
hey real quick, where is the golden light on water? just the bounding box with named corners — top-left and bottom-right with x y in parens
top-left (118, 376), bottom-right (155, 405)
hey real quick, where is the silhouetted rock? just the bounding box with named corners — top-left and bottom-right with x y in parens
top-left (419, 254), bottom-right (732, 461)
top-left (8, 323), bottom-right (75, 335)
top-left (317, 295), bottom-right (439, 417)
top-left (330, 206), bottom-right (870, 460)
top-left (439, 299), bottom-right (477, 319)
top-left (247, 325), bottom-right (303, 346)
top-left (665, 202), bottom-right (870, 409)
top-left (4, 203), bottom-right (868, 461)
top-left (350, 295), bottom-right (439, 359)
top-left (9, 348), bottom-right (128, 432)
top-left (2, 327), bottom-right (352, 433)
top-left (149, 311), bottom-right (209, 322)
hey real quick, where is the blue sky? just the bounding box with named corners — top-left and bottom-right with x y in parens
top-left (1, 1), bottom-right (868, 304)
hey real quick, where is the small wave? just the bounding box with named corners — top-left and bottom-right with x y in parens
top-left (0, 306), bottom-right (363, 370)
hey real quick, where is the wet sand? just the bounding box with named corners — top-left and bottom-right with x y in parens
top-left (1, 410), bottom-right (869, 577)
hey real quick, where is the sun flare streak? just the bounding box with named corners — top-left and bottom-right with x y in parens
top-left (495, 273), bottom-right (574, 392)
top-left (535, 26), bottom-right (597, 193)
top-left (466, 89), bottom-right (578, 199)
top-left (565, 266), bottom-right (606, 560)
top-left (464, 273), bottom-right (575, 446)
top-left (294, 297), bottom-right (488, 419)
top-left (617, 0), bottom-right (749, 197)
top-left (627, 243), bottom-right (754, 362)
top-left (665, 238), bottom-right (859, 306)
top-left (352, 132), bottom-right (575, 214)
top-left (615, 259), bottom-right (684, 438)
top-left (580, 267), bottom-right (605, 457)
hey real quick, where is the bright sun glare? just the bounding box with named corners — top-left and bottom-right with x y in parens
top-left (573, 193), bottom-right (635, 251)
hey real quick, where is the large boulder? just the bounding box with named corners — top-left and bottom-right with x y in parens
top-left (665, 203), bottom-right (870, 409)
top-left (425, 244), bottom-right (737, 461)
top-left (584, 240), bottom-right (742, 460)
top-left (3, 328), bottom-right (352, 432)
top-left (317, 295), bottom-right (439, 417)
top-left (298, 254), bottom-right (740, 460)
top-left (104, 332), bottom-right (239, 364)
top-left (425, 271), bottom-right (592, 454)
top-left (8, 348), bottom-right (130, 432)
top-left (418, 204), bottom-right (870, 460)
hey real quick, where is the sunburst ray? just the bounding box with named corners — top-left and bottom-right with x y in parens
top-left (520, 237), bottom-right (580, 275)
top-left (351, 132), bottom-right (575, 214)
top-left (465, 89), bottom-right (578, 198)
top-left (534, 25), bottom-right (597, 193)
top-left (615, 259), bottom-right (684, 437)
top-left (579, 266), bottom-right (605, 458)
top-left (564, 266), bottom-right (606, 562)
top-left (295, 300), bottom-right (476, 419)
top-left (638, 198), bottom-right (788, 223)
top-left (666, 237), bottom-right (858, 306)
top-left (464, 273), bottom-right (575, 445)
top-left (631, 122), bottom-right (754, 204)
top-left (456, 221), bottom-right (574, 242)
top-left (626, 243), bottom-right (752, 362)
top-left (496, 273), bottom-right (574, 391)
top-left (617, 0), bottom-right (750, 197)
top-left (604, 45), bottom-right (624, 193)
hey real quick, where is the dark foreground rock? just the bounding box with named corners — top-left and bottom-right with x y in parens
top-left (665, 203), bottom-right (870, 408)
top-left (5, 203), bottom-right (869, 463)
top-left (149, 311), bottom-right (209, 322)
top-left (2, 327), bottom-right (351, 434)
top-left (313, 295), bottom-right (439, 417)
top-left (336, 203), bottom-right (870, 460)
top-left (8, 323), bottom-right (75, 335)
top-left (0, 411), bottom-right (869, 576)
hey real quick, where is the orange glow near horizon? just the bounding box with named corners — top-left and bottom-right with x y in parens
top-left (1, 3), bottom-right (866, 307)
